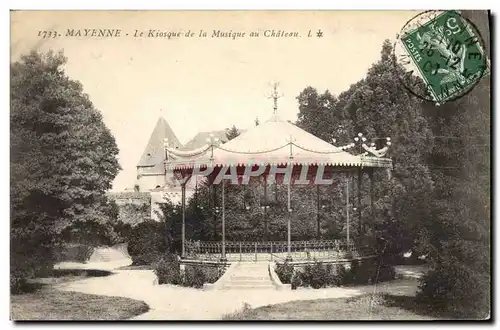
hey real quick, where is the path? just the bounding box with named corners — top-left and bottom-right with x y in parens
top-left (55, 260), bottom-right (424, 320)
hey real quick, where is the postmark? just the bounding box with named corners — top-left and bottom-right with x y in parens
top-left (394, 10), bottom-right (490, 105)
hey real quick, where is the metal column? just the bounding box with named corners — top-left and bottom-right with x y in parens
top-left (181, 183), bottom-right (186, 258)
top-left (221, 180), bottom-right (226, 260)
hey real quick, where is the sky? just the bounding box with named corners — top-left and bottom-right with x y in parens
top-left (11, 10), bottom-right (420, 191)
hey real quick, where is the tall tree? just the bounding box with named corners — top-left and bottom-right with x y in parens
top-left (342, 40), bottom-right (434, 253)
top-left (296, 87), bottom-right (338, 142)
top-left (10, 51), bottom-right (121, 290)
top-left (417, 10), bottom-right (490, 318)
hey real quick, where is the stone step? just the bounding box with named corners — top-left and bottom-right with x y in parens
top-left (230, 276), bottom-right (270, 281)
top-left (222, 283), bottom-right (276, 290)
top-left (227, 280), bottom-right (274, 286)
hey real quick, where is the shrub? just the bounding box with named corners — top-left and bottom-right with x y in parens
top-left (417, 261), bottom-right (490, 319)
top-left (10, 243), bottom-right (55, 293)
top-left (345, 259), bottom-right (395, 285)
top-left (300, 261), bottom-right (333, 289)
top-left (183, 264), bottom-right (225, 288)
top-left (10, 269), bottom-right (29, 294)
top-left (153, 255), bottom-right (181, 285)
top-left (127, 220), bottom-right (167, 265)
top-left (183, 265), bottom-right (206, 288)
top-left (335, 264), bottom-right (348, 284)
top-left (154, 258), bottom-right (226, 288)
top-left (275, 261), bottom-right (294, 284)
top-left (375, 264), bottom-right (396, 283)
top-left (291, 271), bottom-right (302, 290)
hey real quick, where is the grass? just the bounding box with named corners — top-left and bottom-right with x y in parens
top-left (223, 279), bottom-right (446, 321)
top-left (10, 269), bottom-right (149, 321)
top-left (223, 293), bottom-right (440, 320)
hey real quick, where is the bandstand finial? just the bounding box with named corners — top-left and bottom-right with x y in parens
top-left (267, 81), bottom-right (283, 115)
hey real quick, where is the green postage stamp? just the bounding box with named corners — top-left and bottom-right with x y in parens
top-left (396, 10), bottom-right (490, 104)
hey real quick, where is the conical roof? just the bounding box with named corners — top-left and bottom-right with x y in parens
top-left (137, 117), bottom-right (182, 167)
top-left (208, 114), bottom-right (359, 166)
top-left (181, 130), bottom-right (228, 150)
top-left (166, 114), bottom-right (391, 169)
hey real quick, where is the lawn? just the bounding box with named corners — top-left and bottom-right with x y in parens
top-left (10, 269), bottom-right (149, 321)
top-left (223, 293), bottom-right (440, 320)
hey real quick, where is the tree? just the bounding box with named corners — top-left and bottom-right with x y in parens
top-left (255, 117), bottom-right (260, 126)
top-left (416, 10), bottom-right (490, 318)
top-left (10, 51), bottom-right (121, 290)
top-left (345, 40), bottom-right (434, 252)
top-left (296, 87), bottom-right (338, 142)
top-left (226, 125), bottom-right (240, 141)
top-left (295, 41), bottom-right (434, 255)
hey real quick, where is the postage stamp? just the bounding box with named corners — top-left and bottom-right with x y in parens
top-left (394, 10), bottom-right (490, 105)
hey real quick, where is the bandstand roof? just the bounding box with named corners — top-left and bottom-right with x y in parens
top-left (165, 114), bottom-right (392, 170)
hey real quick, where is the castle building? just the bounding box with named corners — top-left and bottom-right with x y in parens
top-left (135, 117), bottom-right (228, 220)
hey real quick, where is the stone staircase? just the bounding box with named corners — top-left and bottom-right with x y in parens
top-left (220, 262), bottom-right (277, 290)
top-left (88, 245), bottom-right (130, 263)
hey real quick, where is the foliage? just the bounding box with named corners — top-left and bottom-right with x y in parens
top-left (184, 264), bottom-right (224, 288)
top-left (415, 10), bottom-right (490, 319)
top-left (275, 261), bottom-right (294, 284)
top-left (298, 261), bottom-right (338, 289)
top-left (127, 220), bottom-right (167, 265)
top-left (343, 259), bottom-right (395, 285)
top-left (185, 176), bottom-right (346, 242)
top-left (116, 203), bottom-right (150, 225)
top-left (153, 254), bottom-right (182, 285)
top-left (296, 40), bottom-right (434, 253)
top-left (153, 255), bottom-right (225, 288)
top-left (226, 125), bottom-right (240, 141)
top-left (54, 244), bottom-right (95, 263)
top-left (281, 258), bottom-right (394, 290)
top-left (156, 200), bottom-right (183, 254)
top-left (417, 258), bottom-right (489, 319)
top-left (290, 271), bottom-right (302, 290)
top-left (10, 50), bottom-right (120, 291)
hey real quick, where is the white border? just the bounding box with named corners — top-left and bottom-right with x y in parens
top-left (2, 1), bottom-right (498, 329)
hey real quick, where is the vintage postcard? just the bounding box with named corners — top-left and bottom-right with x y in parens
top-left (10, 10), bottom-right (491, 321)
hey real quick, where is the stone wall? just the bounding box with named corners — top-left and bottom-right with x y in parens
top-left (108, 192), bottom-right (152, 225)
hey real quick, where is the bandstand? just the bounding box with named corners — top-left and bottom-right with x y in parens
top-left (163, 112), bottom-right (392, 264)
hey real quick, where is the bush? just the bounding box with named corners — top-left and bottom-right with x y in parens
top-left (335, 264), bottom-right (348, 284)
top-left (291, 271), bottom-right (302, 290)
top-left (153, 258), bottom-right (226, 288)
top-left (183, 264), bottom-right (226, 288)
top-left (127, 220), bottom-right (167, 265)
top-left (299, 261), bottom-right (336, 289)
top-left (376, 264), bottom-right (396, 282)
top-left (153, 255), bottom-right (181, 285)
top-left (10, 243), bottom-right (55, 293)
top-left (183, 265), bottom-right (206, 288)
top-left (292, 261), bottom-right (342, 289)
top-left (345, 259), bottom-right (395, 285)
top-left (275, 261), bottom-right (294, 284)
top-left (417, 261), bottom-right (490, 319)
top-left (285, 259), bottom-right (395, 290)
top-left (10, 270), bottom-right (29, 294)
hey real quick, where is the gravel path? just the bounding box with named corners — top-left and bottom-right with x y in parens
top-left (54, 260), bottom-right (421, 320)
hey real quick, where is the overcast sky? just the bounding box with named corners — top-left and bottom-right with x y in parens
top-left (11, 10), bottom-right (420, 191)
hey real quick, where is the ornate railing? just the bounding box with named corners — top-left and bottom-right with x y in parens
top-left (185, 239), bottom-right (375, 262)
